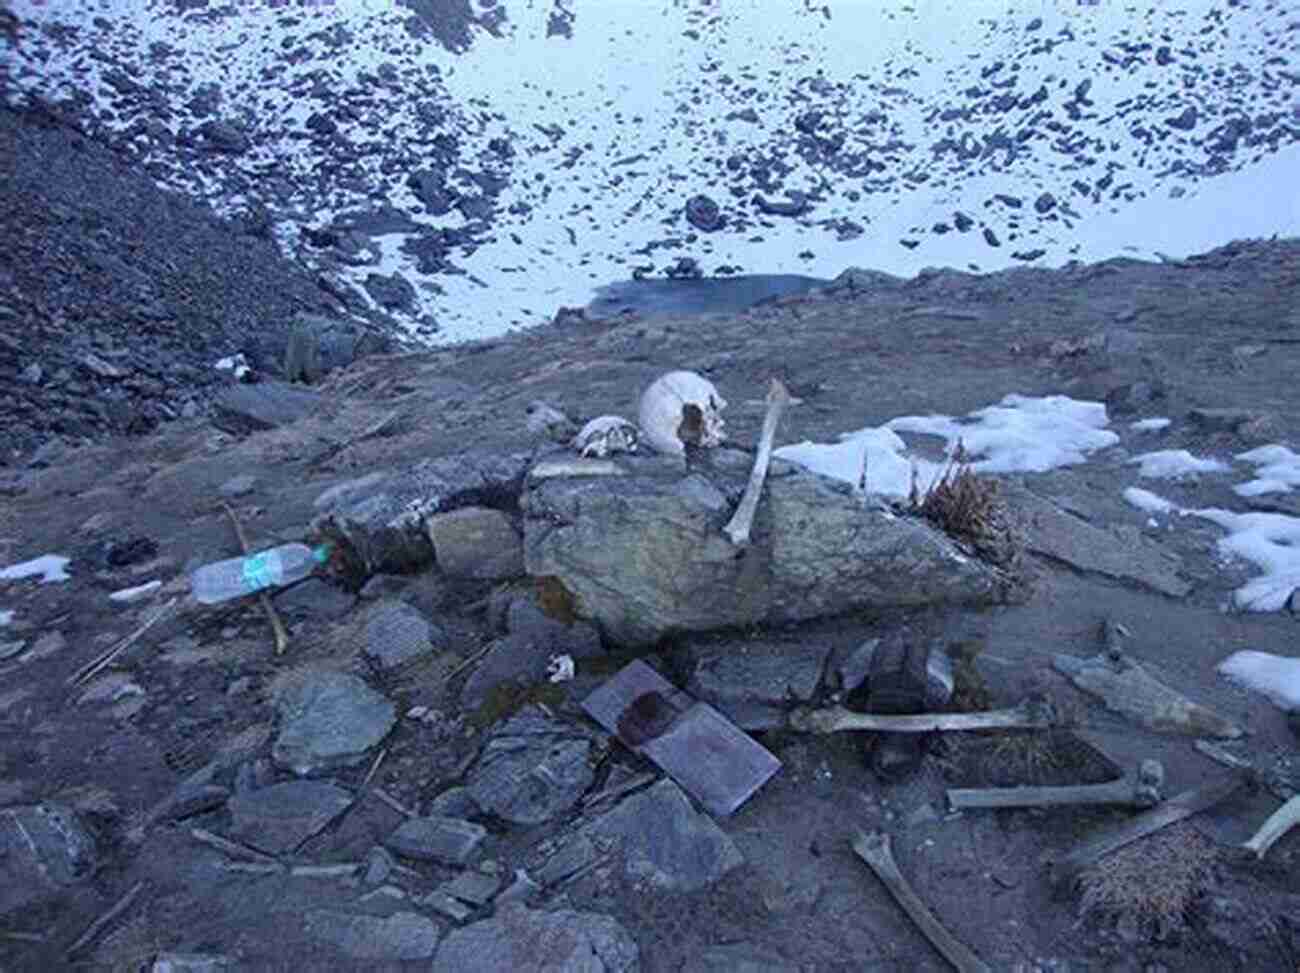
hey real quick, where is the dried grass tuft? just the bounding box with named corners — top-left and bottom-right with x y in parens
top-left (909, 440), bottom-right (1022, 569)
top-left (1075, 822), bottom-right (1219, 941)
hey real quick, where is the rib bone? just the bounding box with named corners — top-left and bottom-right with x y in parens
top-left (948, 759), bottom-right (1164, 812)
top-left (723, 378), bottom-right (791, 546)
top-left (1049, 769), bottom-right (1247, 890)
top-left (852, 829), bottom-right (991, 973)
top-left (789, 695), bottom-right (1060, 735)
top-left (1242, 793), bottom-right (1300, 859)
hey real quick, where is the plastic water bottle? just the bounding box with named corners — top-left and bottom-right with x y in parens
top-left (190, 543), bottom-right (332, 605)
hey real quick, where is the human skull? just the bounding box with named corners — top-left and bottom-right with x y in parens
top-left (525, 400), bottom-right (578, 443)
top-left (572, 415), bottom-right (640, 458)
top-left (638, 370), bottom-right (727, 456)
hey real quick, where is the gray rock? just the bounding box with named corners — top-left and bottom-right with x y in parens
top-left (427, 786), bottom-right (481, 818)
top-left (1186, 407), bottom-right (1259, 434)
top-left (151, 954), bottom-right (236, 973)
top-left (212, 381), bottom-right (325, 434)
top-left (459, 600), bottom-right (603, 709)
top-left (281, 319), bottom-right (323, 384)
top-left (357, 573), bottom-right (410, 600)
top-left (227, 781), bottom-right (354, 855)
top-left (430, 903), bottom-right (638, 973)
top-left (385, 816), bottom-right (487, 865)
top-left (363, 845), bottom-right (396, 885)
top-left (272, 577), bottom-right (356, 622)
top-left (684, 944), bottom-right (798, 972)
top-left (310, 450), bottom-right (532, 577)
top-left (682, 636), bottom-right (831, 730)
top-left (362, 598), bottom-right (441, 670)
top-left (303, 910), bottom-right (440, 960)
top-left (0, 803), bottom-right (98, 917)
top-left (363, 271), bottom-right (417, 312)
top-left (525, 464), bottom-right (1018, 647)
top-left (271, 668), bottom-right (397, 776)
top-left (439, 869), bottom-right (501, 906)
top-left (217, 474), bottom-right (256, 497)
top-left (835, 637), bottom-right (883, 694)
top-left (589, 779), bottom-right (744, 892)
top-left (426, 505), bottom-right (524, 580)
top-left (465, 705), bottom-right (597, 825)
top-left (1001, 482), bottom-right (1191, 598)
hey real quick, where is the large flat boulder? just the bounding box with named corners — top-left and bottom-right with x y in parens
top-left (523, 459), bottom-right (1020, 647)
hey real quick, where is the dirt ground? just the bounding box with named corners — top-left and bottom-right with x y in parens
top-left (2, 238), bottom-right (1299, 971)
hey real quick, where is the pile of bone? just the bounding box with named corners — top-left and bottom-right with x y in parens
top-left (528, 370), bottom-right (729, 459)
top-left (527, 369), bottom-right (792, 549)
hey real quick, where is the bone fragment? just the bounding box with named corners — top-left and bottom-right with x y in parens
top-left (789, 695), bottom-right (1060, 735)
top-left (1049, 769), bottom-right (1247, 889)
top-left (852, 829), bottom-right (991, 973)
top-left (723, 378), bottom-right (791, 546)
top-left (948, 759), bottom-right (1164, 812)
top-left (65, 880), bottom-right (146, 960)
top-left (1242, 793), bottom-right (1300, 859)
top-left (529, 457), bottom-right (625, 480)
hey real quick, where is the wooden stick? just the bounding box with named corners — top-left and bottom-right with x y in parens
top-left (723, 378), bottom-right (791, 546)
top-left (190, 827), bottom-right (282, 866)
top-left (1049, 770), bottom-right (1248, 888)
top-left (852, 829), bottom-right (990, 973)
top-left (220, 502), bottom-right (290, 655)
top-left (67, 596), bottom-right (179, 687)
top-left (65, 881), bottom-right (145, 959)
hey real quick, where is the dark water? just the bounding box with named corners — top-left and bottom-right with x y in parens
top-left (585, 273), bottom-right (832, 319)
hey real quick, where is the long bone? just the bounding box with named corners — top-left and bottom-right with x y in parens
top-left (1242, 793), bottom-right (1300, 859)
top-left (723, 378), bottom-right (791, 546)
top-left (853, 829), bottom-right (991, 973)
top-left (789, 695), bottom-right (1061, 735)
top-left (947, 759), bottom-right (1165, 812)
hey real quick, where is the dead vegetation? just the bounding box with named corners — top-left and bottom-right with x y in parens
top-left (908, 440), bottom-right (1022, 569)
top-left (1075, 822), bottom-right (1219, 941)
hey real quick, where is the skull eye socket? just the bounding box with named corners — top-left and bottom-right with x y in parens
top-left (677, 403), bottom-right (705, 446)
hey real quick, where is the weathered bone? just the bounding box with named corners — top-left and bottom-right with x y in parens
top-left (529, 457), bottom-right (625, 480)
top-left (1242, 793), bottom-right (1300, 859)
top-left (852, 829), bottom-right (991, 973)
top-left (1049, 769), bottom-right (1248, 889)
top-left (723, 377), bottom-right (791, 546)
top-left (789, 695), bottom-right (1060, 735)
top-left (948, 759), bottom-right (1164, 812)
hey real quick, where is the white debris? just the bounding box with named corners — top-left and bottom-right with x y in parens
top-left (109, 580), bottom-right (163, 603)
top-left (1128, 449), bottom-right (1231, 479)
top-left (0, 554), bottom-right (72, 584)
top-left (1217, 651), bottom-right (1300, 712)
top-left (1130, 417), bottom-right (1172, 432)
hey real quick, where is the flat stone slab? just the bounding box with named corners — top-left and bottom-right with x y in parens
top-left (227, 781), bottom-right (354, 855)
top-left (386, 815), bottom-right (487, 865)
top-left (1003, 481), bottom-right (1191, 598)
top-left (303, 909), bottom-right (440, 961)
top-left (212, 381), bottom-right (325, 434)
top-left (271, 668), bottom-right (397, 776)
top-left (582, 660), bottom-right (781, 817)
